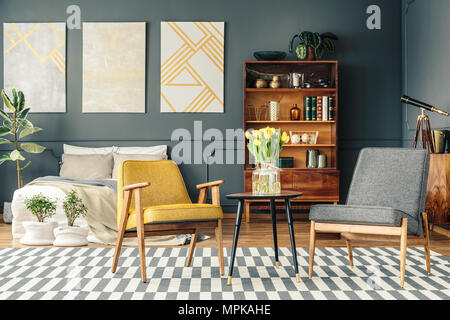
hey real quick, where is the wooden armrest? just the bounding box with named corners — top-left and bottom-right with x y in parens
top-left (123, 182), bottom-right (150, 191)
top-left (196, 180), bottom-right (225, 189)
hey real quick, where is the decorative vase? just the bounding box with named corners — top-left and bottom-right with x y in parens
top-left (53, 226), bottom-right (89, 247)
top-left (255, 79), bottom-right (268, 88)
top-left (252, 161), bottom-right (281, 194)
top-left (20, 221), bottom-right (58, 246)
top-left (269, 101), bottom-right (280, 121)
top-left (2, 202), bottom-right (12, 224)
top-left (269, 76), bottom-right (281, 88)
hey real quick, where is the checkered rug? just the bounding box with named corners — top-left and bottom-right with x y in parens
top-left (0, 247), bottom-right (448, 300)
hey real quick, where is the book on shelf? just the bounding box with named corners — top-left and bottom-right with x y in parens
top-left (328, 96), bottom-right (335, 120)
top-left (311, 97), bottom-right (317, 121)
top-left (304, 96), bottom-right (312, 121)
top-left (322, 96), bottom-right (329, 121)
top-left (317, 97), bottom-right (323, 121)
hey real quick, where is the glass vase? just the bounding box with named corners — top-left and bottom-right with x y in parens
top-left (252, 161), bottom-right (281, 194)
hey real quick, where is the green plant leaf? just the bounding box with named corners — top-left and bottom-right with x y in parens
top-left (0, 153), bottom-right (11, 165)
top-left (296, 44), bottom-right (307, 60)
top-left (10, 150), bottom-right (25, 161)
top-left (0, 126), bottom-right (11, 136)
top-left (18, 91), bottom-right (25, 111)
top-left (3, 118), bottom-right (14, 130)
top-left (316, 46), bottom-right (324, 59)
top-left (0, 138), bottom-right (11, 145)
top-left (21, 142), bottom-right (45, 154)
top-left (18, 119), bottom-right (33, 129)
top-left (289, 34), bottom-right (299, 53)
top-left (18, 108), bottom-right (30, 119)
top-left (19, 126), bottom-right (42, 139)
top-left (12, 88), bottom-right (19, 110)
top-left (0, 110), bottom-right (10, 121)
top-left (1, 90), bottom-right (15, 112)
top-left (22, 160), bottom-right (32, 170)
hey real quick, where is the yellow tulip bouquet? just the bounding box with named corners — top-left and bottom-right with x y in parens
top-left (245, 127), bottom-right (290, 164)
top-left (245, 127), bottom-right (290, 194)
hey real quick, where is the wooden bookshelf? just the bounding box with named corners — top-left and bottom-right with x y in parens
top-left (243, 60), bottom-right (340, 221)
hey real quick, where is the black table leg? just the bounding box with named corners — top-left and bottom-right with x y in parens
top-left (285, 198), bottom-right (300, 282)
top-left (228, 199), bottom-right (244, 285)
top-left (269, 199), bottom-right (279, 268)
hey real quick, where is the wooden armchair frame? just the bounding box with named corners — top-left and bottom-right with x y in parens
top-left (308, 212), bottom-right (431, 288)
top-left (112, 180), bottom-right (225, 283)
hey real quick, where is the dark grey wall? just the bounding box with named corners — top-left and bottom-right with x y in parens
top-left (0, 0), bottom-right (403, 211)
top-left (402, 0), bottom-right (450, 147)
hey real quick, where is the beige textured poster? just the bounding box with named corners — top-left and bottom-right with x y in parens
top-left (3, 23), bottom-right (66, 113)
top-left (83, 22), bottom-right (146, 113)
top-left (161, 22), bottom-right (224, 113)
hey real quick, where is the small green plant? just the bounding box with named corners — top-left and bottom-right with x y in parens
top-left (24, 193), bottom-right (57, 223)
top-left (62, 190), bottom-right (88, 227)
top-left (0, 88), bottom-right (45, 189)
top-left (289, 31), bottom-right (338, 60)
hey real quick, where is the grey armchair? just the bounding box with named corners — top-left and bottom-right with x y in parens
top-left (308, 148), bottom-right (431, 287)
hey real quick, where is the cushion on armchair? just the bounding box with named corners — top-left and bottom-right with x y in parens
top-left (309, 204), bottom-right (421, 236)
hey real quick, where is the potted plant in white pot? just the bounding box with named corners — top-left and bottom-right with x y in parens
top-left (1, 88), bottom-right (45, 223)
top-left (53, 190), bottom-right (89, 247)
top-left (21, 193), bottom-right (57, 245)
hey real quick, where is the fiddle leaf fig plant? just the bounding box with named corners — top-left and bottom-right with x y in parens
top-left (0, 88), bottom-right (45, 189)
top-left (289, 31), bottom-right (338, 60)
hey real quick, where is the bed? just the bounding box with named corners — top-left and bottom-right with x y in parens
top-left (11, 144), bottom-right (196, 246)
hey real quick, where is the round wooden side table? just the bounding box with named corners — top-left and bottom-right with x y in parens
top-left (226, 191), bottom-right (303, 285)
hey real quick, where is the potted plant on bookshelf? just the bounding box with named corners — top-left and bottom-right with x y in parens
top-left (0, 88), bottom-right (45, 224)
top-left (21, 193), bottom-right (57, 245)
top-left (53, 190), bottom-right (89, 247)
top-left (245, 127), bottom-right (290, 194)
top-left (288, 31), bottom-right (338, 61)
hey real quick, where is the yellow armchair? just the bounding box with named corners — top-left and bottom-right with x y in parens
top-left (111, 160), bottom-right (225, 283)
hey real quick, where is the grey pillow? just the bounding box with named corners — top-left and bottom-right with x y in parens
top-left (60, 153), bottom-right (114, 179)
top-left (112, 153), bottom-right (167, 179)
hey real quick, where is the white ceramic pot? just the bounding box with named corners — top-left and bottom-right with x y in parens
top-left (53, 226), bottom-right (89, 247)
top-left (20, 221), bottom-right (58, 246)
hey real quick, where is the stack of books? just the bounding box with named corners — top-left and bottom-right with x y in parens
top-left (303, 96), bottom-right (335, 121)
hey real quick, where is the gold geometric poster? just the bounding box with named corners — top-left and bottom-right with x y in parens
top-left (161, 22), bottom-right (224, 113)
top-left (3, 23), bottom-right (66, 112)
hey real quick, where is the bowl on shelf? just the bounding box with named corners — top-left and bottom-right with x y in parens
top-left (253, 51), bottom-right (287, 61)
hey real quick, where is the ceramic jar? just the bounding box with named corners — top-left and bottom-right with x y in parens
top-left (269, 76), bottom-right (281, 89)
top-left (255, 79), bottom-right (268, 88)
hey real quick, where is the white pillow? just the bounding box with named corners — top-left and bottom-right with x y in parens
top-left (112, 153), bottom-right (167, 179)
top-left (115, 145), bottom-right (167, 155)
top-left (63, 144), bottom-right (117, 155)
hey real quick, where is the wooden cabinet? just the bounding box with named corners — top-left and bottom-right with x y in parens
top-left (426, 153), bottom-right (450, 224)
top-left (243, 61), bottom-right (340, 221)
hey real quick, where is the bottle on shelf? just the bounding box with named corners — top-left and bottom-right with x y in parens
top-left (290, 104), bottom-right (300, 121)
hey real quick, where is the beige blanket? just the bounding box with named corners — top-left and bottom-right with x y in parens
top-left (26, 181), bottom-right (187, 246)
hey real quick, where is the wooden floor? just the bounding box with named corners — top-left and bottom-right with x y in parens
top-left (1, 215), bottom-right (449, 257)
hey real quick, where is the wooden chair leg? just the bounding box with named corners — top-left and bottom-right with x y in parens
top-left (135, 189), bottom-right (147, 283)
top-left (215, 220), bottom-right (224, 275)
top-left (400, 218), bottom-right (408, 288)
top-left (422, 212), bottom-right (431, 275)
top-left (112, 190), bottom-right (132, 273)
top-left (186, 229), bottom-right (199, 267)
top-left (345, 239), bottom-right (354, 268)
top-left (308, 221), bottom-right (316, 279)
top-left (244, 201), bottom-right (250, 223)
